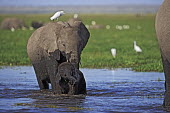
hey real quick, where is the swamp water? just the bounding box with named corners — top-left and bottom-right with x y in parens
top-left (0, 66), bottom-right (167, 112)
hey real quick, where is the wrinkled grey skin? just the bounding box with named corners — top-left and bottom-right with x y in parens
top-left (155, 0), bottom-right (170, 108)
top-left (56, 62), bottom-right (86, 95)
top-left (27, 19), bottom-right (90, 94)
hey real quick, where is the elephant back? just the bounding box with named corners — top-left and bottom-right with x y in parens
top-left (27, 22), bottom-right (63, 62)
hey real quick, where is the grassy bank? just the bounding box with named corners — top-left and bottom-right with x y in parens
top-left (0, 14), bottom-right (163, 72)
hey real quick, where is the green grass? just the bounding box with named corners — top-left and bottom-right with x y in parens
top-left (0, 14), bottom-right (163, 72)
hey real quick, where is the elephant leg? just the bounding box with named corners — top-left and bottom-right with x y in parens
top-left (78, 78), bottom-right (86, 94)
top-left (77, 70), bottom-right (86, 94)
top-left (161, 54), bottom-right (170, 107)
top-left (46, 60), bottom-right (62, 94)
top-left (33, 63), bottom-right (49, 89)
top-left (68, 83), bottom-right (78, 95)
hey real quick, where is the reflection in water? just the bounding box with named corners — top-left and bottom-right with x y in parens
top-left (0, 66), bottom-right (166, 112)
top-left (111, 69), bottom-right (115, 75)
top-left (30, 90), bottom-right (87, 111)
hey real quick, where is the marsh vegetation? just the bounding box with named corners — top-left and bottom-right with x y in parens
top-left (0, 14), bottom-right (162, 72)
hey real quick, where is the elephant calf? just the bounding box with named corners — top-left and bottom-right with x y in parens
top-left (56, 62), bottom-right (86, 95)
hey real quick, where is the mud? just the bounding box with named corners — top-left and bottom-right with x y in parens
top-left (0, 66), bottom-right (167, 112)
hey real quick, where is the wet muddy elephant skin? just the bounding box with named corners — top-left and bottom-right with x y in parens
top-left (27, 19), bottom-right (90, 94)
top-left (56, 62), bottom-right (86, 95)
top-left (155, 0), bottom-right (170, 108)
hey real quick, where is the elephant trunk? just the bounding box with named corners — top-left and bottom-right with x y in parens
top-left (66, 51), bottom-right (80, 69)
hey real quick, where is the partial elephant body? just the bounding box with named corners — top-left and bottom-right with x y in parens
top-left (156, 0), bottom-right (170, 61)
top-left (27, 19), bottom-right (90, 94)
top-left (155, 0), bottom-right (170, 108)
top-left (56, 62), bottom-right (86, 95)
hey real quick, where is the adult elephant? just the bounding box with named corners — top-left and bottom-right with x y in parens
top-left (155, 0), bottom-right (170, 108)
top-left (27, 19), bottom-right (90, 94)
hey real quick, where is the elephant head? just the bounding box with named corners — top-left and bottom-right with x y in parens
top-left (47, 19), bottom-right (90, 69)
top-left (56, 62), bottom-right (84, 95)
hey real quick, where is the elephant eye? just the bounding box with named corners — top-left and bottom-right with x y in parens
top-left (62, 44), bottom-right (65, 47)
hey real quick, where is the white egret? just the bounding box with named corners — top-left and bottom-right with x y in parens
top-left (29, 26), bottom-right (34, 30)
top-left (74, 13), bottom-right (78, 19)
top-left (106, 25), bottom-right (110, 29)
top-left (50, 10), bottom-right (65, 21)
top-left (91, 21), bottom-right (96, 25)
top-left (11, 27), bottom-right (15, 32)
top-left (134, 41), bottom-right (142, 53)
top-left (111, 48), bottom-right (116, 58)
top-left (123, 25), bottom-right (130, 29)
top-left (116, 25), bottom-right (123, 30)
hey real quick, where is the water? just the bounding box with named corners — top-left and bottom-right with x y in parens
top-left (0, 66), bottom-right (167, 112)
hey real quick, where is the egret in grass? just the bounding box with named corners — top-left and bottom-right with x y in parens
top-left (50, 10), bottom-right (65, 21)
top-left (134, 41), bottom-right (142, 53)
top-left (111, 48), bottom-right (116, 58)
top-left (74, 13), bottom-right (78, 18)
top-left (91, 21), bottom-right (96, 25)
top-left (29, 26), bottom-right (34, 31)
top-left (106, 25), bottom-right (111, 29)
top-left (116, 25), bottom-right (123, 30)
top-left (10, 27), bottom-right (15, 32)
top-left (123, 25), bottom-right (130, 29)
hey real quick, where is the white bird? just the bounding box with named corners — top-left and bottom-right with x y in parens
top-left (29, 26), bottom-right (34, 31)
top-left (91, 21), bottom-right (96, 25)
top-left (116, 25), bottom-right (123, 30)
top-left (123, 25), bottom-right (130, 30)
top-left (106, 25), bottom-right (110, 29)
top-left (10, 27), bottom-right (15, 32)
top-left (111, 48), bottom-right (116, 58)
top-left (74, 13), bottom-right (78, 19)
top-left (50, 11), bottom-right (65, 21)
top-left (134, 41), bottom-right (142, 53)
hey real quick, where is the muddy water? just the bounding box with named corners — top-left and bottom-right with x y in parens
top-left (0, 66), bottom-right (167, 112)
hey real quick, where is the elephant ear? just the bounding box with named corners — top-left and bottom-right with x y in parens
top-left (68, 20), bottom-right (90, 50)
top-left (68, 19), bottom-right (90, 50)
top-left (78, 22), bottom-right (90, 50)
top-left (38, 22), bottom-right (62, 60)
